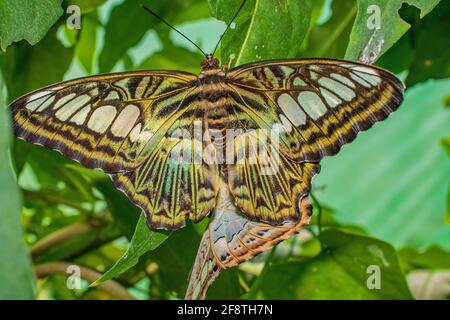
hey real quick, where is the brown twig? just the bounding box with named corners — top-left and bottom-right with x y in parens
top-left (30, 220), bottom-right (104, 258)
top-left (34, 261), bottom-right (134, 300)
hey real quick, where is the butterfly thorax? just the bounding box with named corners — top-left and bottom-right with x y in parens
top-left (197, 56), bottom-right (233, 163)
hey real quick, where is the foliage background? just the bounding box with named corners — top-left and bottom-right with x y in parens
top-left (0, 0), bottom-right (449, 300)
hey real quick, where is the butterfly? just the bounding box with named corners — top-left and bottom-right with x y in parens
top-left (9, 55), bottom-right (404, 230)
top-left (9, 55), bottom-right (404, 298)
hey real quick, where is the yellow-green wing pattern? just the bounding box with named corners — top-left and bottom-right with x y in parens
top-left (10, 71), bottom-right (196, 172)
top-left (10, 71), bottom-right (219, 230)
top-left (110, 87), bottom-right (219, 229)
top-left (225, 59), bottom-right (404, 224)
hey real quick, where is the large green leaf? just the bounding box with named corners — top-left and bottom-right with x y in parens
top-left (145, 224), bottom-right (201, 298)
top-left (138, 42), bottom-right (204, 74)
top-left (99, 0), bottom-right (210, 73)
top-left (0, 26), bottom-right (73, 100)
top-left (0, 71), bottom-right (35, 299)
top-left (75, 13), bottom-right (99, 73)
top-left (0, 0), bottom-right (63, 51)
top-left (399, 246), bottom-right (450, 272)
top-left (405, 1), bottom-right (450, 86)
top-left (65, 0), bottom-right (106, 14)
top-left (209, 0), bottom-right (312, 66)
top-left (301, 0), bottom-right (356, 59)
top-left (95, 179), bottom-right (140, 239)
top-left (252, 229), bottom-right (413, 299)
top-left (345, 0), bottom-right (441, 61)
top-left (91, 215), bottom-right (169, 286)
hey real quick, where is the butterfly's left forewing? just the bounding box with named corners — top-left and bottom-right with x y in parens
top-left (10, 71), bottom-right (196, 172)
top-left (10, 71), bottom-right (219, 230)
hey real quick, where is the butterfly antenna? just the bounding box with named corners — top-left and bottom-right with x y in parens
top-left (140, 5), bottom-right (208, 57)
top-left (211, 0), bottom-right (248, 57)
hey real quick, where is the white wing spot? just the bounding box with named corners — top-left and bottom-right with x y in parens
top-left (27, 91), bottom-right (53, 102)
top-left (53, 93), bottom-right (78, 110)
top-left (89, 88), bottom-right (99, 97)
top-left (36, 96), bottom-right (56, 112)
top-left (277, 93), bottom-right (306, 126)
top-left (55, 95), bottom-right (91, 121)
top-left (352, 70), bottom-right (381, 86)
top-left (280, 66), bottom-right (295, 77)
top-left (87, 105), bottom-right (117, 134)
top-left (279, 114), bottom-right (293, 133)
top-left (111, 105), bottom-right (140, 138)
top-left (330, 73), bottom-right (356, 88)
top-left (298, 91), bottom-right (327, 120)
top-left (105, 91), bottom-right (120, 101)
top-left (349, 72), bottom-right (372, 87)
top-left (320, 88), bottom-right (342, 108)
top-left (318, 77), bottom-right (356, 101)
top-left (352, 66), bottom-right (379, 76)
top-left (293, 77), bottom-right (307, 87)
top-left (129, 123), bottom-right (142, 142)
top-left (26, 95), bottom-right (54, 112)
top-left (70, 105), bottom-right (91, 125)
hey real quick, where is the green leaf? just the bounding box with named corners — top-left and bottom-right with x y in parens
top-left (146, 224), bottom-right (200, 298)
top-left (405, 1), bottom-right (450, 86)
top-left (345, 0), bottom-right (442, 61)
top-left (91, 215), bottom-right (169, 286)
top-left (65, 0), bottom-right (106, 14)
top-left (99, 0), bottom-right (159, 72)
top-left (252, 229), bottom-right (413, 299)
top-left (0, 71), bottom-right (35, 299)
top-left (95, 179), bottom-right (140, 239)
top-left (442, 136), bottom-right (450, 156)
top-left (138, 43), bottom-right (204, 74)
top-left (209, 0), bottom-right (312, 66)
top-left (75, 14), bottom-right (99, 73)
top-left (0, 25), bottom-right (73, 100)
top-left (206, 269), bottom-right (241, 300)
top-left (445, 184), bottom-right (450, 224)
top-left (0, 0), bottom-right (63, 51)
top-left (99, 0), bottom-right (208, 73)
top-left (301, 0), bottom-right (356, 59)
top-left (399, 246), bottom-right (450, 272)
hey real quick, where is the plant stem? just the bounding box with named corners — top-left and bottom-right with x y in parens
top-left (34, 261), bottom-right (134, 300)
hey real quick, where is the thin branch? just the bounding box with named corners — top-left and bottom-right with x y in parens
top-left (34, 261), bottom-right (134, 300)
top-left (30, 220), bottom-right (104, 258)
top-left (23, 189), bottom-right (89, 212)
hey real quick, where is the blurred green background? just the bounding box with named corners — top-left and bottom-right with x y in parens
top-left (0, 0), bottom-right (449, 300)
